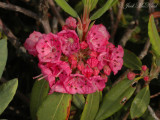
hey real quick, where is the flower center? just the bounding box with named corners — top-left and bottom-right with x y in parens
top-left (68, 38), bottom-right (74, 44)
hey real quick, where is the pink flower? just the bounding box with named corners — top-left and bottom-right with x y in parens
top-left (65, 17), bottom-right (77, 29)
top-left (103, 65), bottom-right (111, 76)
top-left (89, 76), bottom-right (106, 91)
top-left (87, 58), bottom-right (98, 68)
top-left (38, 61), bottom-right (72, 88)
top-left (49, 81), bottom-right (67, 94)
top-left (58, 30), bottom-right (80, 56)
top-left (82, 64), bottom-right (93, 78)
top-left (36, 33), bottom-right (61, 63)
top-left (80, 41), bottom-right (88, 49)
top-left (127, 72), bottom-right (136, 80)
top-left (86, 24), bottom-right (110, 52)
top-left (98, 44), bottom-right (124, 75)
top-left (109, 45), bottom-right (124, 75)
top-left (24, 31), bottom-right (43, 56)
top-left (64, 74), bottom-right (96, 94)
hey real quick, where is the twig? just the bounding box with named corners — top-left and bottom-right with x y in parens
top-left (138, 39), bottom-right (151, 59)
top-left (119, 0), bottom-right (144, 47)
top-left (48, 0), bottom-right (65, 26)
top-left (150, 92), bottom-right (160, 99)
top-left (0, 77), bottom-right (30, 106)
top-left (119, 21), bottom-right (137, 47)
top-left (122, 109), bottom-right (130, 120)
top-left (39, 0), bottom-right (51, 33)
top-left (110, 0), bottom-right (125, 43)
top-left (0, 2), bottom-right (39, 20)
top-left (0, 18), bottom-right (27, 55)
top-left (52, 17), bottom-right (58, 33)
top-left (148, 105), bottom-right (160, 120)
top-left (109, 8), bottom-right (114, 32)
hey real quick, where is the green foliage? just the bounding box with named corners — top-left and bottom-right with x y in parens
top-left (80, 92), bottom-right (99, 120)
top-left (0, 39), bottom-right (8, 78)
top-left (30, 79), bottom-right (49, 120)
top-left (37, 93), bottom-right (72, 120)
top-left (95, 79), bottom-right (136, 120)
top-left (123, 49), bottom-right (142, 70)
top-left (90, 0), bottom-right (118, 20)
top-left (130, 86), bottom-right (150, 119)
top-left (148, 15), bottom-right (160, 57)
top-left (0, 79), bottom-right (18, 115)
top-left (72, 94), bottom-right (85, 109)
top-left (54, 0), bottom-right (79, 18)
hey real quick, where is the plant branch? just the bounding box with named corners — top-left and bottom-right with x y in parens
top-left (110, 0), bottom-right (125, 43)
top-left (0, 1), bottom-right (39, 20)
top-left (39, 0), bottom-right (51, 33)
top-left (150, 92), bottom-right (160, 99)
top-left (148, 105), bottom-right (160, 120)
top-left (119, 0), bottom-right (144, 47)
top-left (48, 0), bottom-right (65, 26)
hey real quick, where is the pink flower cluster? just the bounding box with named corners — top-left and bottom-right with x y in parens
top-left (24, 17), bottom-right (124, 94)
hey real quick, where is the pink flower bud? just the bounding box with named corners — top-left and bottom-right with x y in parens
top-left (93, 67), bottom-right (100, 76)
top-left (80, 41), bottom-right (88, 49)
top-left (103, 65), bottom-right (111, 76)
top-left (87, 58), bottom-right (98, 68)
top-left (142, 65), bottom-right (147, 71)
top-left (69, 55), bottom-right (77, 69)
top-left (127, 72), bottom-right (136, 80)
top-left (77, 61), bottom-right (85, 71)
top-left (82, 64), bottom-right (93, 78)
top-left (65, 17), bottom-right (77, 29)
top-left (89, 51), bottom-right (98, 58)
top-left (144, 76), bottom-right (149, 82)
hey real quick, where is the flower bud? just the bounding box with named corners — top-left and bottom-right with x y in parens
top-left (80, 41), bottom-right (88, 49)
top-left (142, 65), bottom-right (147, 71)
top-left (93, 67), bottom-right (100, 76)
top-left (103, 65), bottom-right (111, 76)
top-left (87, 58), bottom-right (98, 68)
top-left (89, 51), bottom-right (98, 58)
top-left (77, 61), bottom-right (85, 71)
top-left (127, 72), bottom-right (136, 80)
top-left (144, 76), bottom-right (149, 82)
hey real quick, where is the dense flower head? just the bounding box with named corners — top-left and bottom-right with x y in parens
top-left (25, 17), bottom-right (124, 94)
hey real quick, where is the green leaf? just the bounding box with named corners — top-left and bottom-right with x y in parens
top-left (0, 79), bottom-right (18, 115)
top-left (73, 94), bottom-right (85, 109)
top-left (123, 49), bottom-right (142, 70)
top-left (81, 91), bottom-right (99, 120)
top-left (95, 79), bottom-right (136, 120)
top-left (148, 15), bottom-right (160, 57)
top-left (37, 93), bottom-right (72, 120)
top-left (130, 86), bottom-right (150, 119)
top-left (0, 39), bottom-right (8, 78)
top-left (90, 0), bottom-right (98, 11)
top-left (54, 0), bottom-right (79, 18)
top-left (90, 0), bottom-right (118, 20)
top-left (30, 79), bottom-right (49, 120)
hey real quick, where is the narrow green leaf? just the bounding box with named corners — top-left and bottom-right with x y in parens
top-left (30, 79), bottom-right (49, 120)
top-left (90, 0), bottom-right (99, 11)
top-left (81, 91), bottom-right (99, 120)
top-left (0, 39), bottom-right (7, 78)
top-left (148, 15), bottom-right (160, 57)
top-left (37, 93), bottom-right (72, 120)
top-left (123, 49), bottom-right (142, 70)
top-left (0, 79), bottom-right (18, 114)
top-left (54, 0), bottom-right (79, 18)
top-left (73, 94), bottom-right (85, 109)
top-left (130, 86), bottom-right (150, 119)
top-left (90, 0), bottom-right (118, 20)
top-left (95, 79), bottom-right (136, 120)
